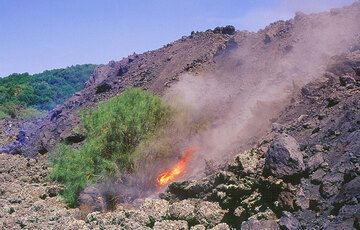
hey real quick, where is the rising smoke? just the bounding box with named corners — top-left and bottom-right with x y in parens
top-left (91, 2), bottom-right (360, 208)
top-left (163, 2), bottom-right (360, 178)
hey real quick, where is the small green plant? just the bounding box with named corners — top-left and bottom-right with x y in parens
top-left (0, 110), bottom-right (10, 120)
top-left (49, 88), bottom-right (170, 207)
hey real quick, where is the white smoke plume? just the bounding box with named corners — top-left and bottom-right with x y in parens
top-left (89, 2), bottom-right (360, 208)
top-left (163, 2), bottom-right (360, 179)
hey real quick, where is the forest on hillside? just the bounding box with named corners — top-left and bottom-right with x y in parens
top-left (0, 64), bottom-right (96, 119)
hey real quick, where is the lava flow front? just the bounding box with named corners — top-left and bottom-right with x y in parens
top-left (156, 146), bottom-right (198, 186)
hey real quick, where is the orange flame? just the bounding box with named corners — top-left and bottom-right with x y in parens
top-left (156, 146), bottom-right (198, 186)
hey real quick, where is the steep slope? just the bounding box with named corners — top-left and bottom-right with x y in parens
top-left (36, 30), bottom-right (232, 155)
top-left (160, 50), bottom-right (360, 229)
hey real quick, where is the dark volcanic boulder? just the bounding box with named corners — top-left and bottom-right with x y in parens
top-left (166, 178), bottom-right (215, 199)
top-left (213, 25), bottom-right (236, 35)
top-left (95, 82), bottom-right (112, 94)
top-left (264, 134), bottom-right (305, 180)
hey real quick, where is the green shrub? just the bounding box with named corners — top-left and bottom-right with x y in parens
top-left (49, 88), bottom-right (170, 207)
top-left (0, 110), bottom-right (10, 120)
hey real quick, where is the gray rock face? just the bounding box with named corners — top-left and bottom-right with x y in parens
top-left (265, 134), bottom-right (305, 179)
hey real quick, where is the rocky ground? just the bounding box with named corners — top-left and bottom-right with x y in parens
top-left (0, 154), bottom-right (75, 229)
top-left (0, 153), bottom-right (230, 229)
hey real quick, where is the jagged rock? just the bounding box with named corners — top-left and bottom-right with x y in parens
top-left (121, 218), bottom-right (152, 230)
top-left (214, 171), bottom-right (238, 185)
top-left (278, 190), bottom-right (296, 211)
top-left (106, 209), bottom-right (127, 225)
top-left (320, 172), bottom-right (344, 198)
top-left (190, 224), bottom-right (206, 230)
top-left (125, 209), bottom-right (151, 226)
top-left (153, 220), bottom-right (188, 230)
top-left (140, 198), bottom-right (169, 221)
top-left (310, 169), bottom-right (326, 185)
top-left (333, 177), bottom-right (360, 212)
top-left (279, 211), bottom-right (300, 230)
top-left (326, 204), bottom-right (360, 229)
top-left (240, 219), bottom-right (280, 230)
top-left (208, 223), bottom-right (230, 230)
top-left (265, 134), bottom-right (305, 180)
top-left (272, 123), bottom-right (285, 133)
top-left (167, 178), bottom-right (214, 199)
top-left (46, 185), bottom-right (63, 197)
top-left (248, 207), bottom-right (277, 221)
top-left (295, 188), bottom-right (309, 210)
top-left (264, 34), bottom-right (272, 44)
top-left (313, 144), bottom-right (324, 152)
top-left (239, 192), bottom-right (263, 217)
top-left (258, 175), bottom-right (287, 197)
top-left (85, 211), bottom-right (102, 223)
top-left (195, 201), bottom-right (227, 227)
top-left (297, 115), bottom-right (308, 123)
top-left (95, 82), bottom-right (112, 94)
top-left (339, 75), bottom-right (356, 86)
top-left (169, 199), bottom-right (196, 221)
top-left (65, 220), bottom-right (89, 230)
top-left (228, 148), bottom-right (263, 175)
top-left (215, 177), bottom-right (254, 200)
top-left (39, 193), bottom-right (47, 199)
top-left (306, 153), bottom-right (325, 173)
top-left (30, 200), bottom-right (46, 212)
top-left (117, 65), bottom-right (129, 76)
top-left (213, 25), bottom-right (235, 35)
top-left (234, 206), bottom-right (246, 217)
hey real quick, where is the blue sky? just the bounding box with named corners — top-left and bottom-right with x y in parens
top-left (0, 0), bottom-right (355, 76)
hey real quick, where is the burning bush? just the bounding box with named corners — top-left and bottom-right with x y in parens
top-left (49, 88), bottom-right (170, 207)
